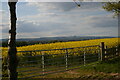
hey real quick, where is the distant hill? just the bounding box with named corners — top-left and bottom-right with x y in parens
top-left (1, 36), bottom-right (116, 42)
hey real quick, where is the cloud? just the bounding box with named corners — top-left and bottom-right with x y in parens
top-left (26, 2), bottom-right (104, 13)
top-left (17, 20), bottom-right (76, 33)
top-left (0, 23), bottom-right (9, 33)
top-left (82, 14), bottom-right (118, 28)
top-left (26, 2), bottom-right (78, 12)
top-left (16, 20), bottom-right (77, 38)
top-left (17, 21), bottom-right (40, 33)
top-left (24, 0), bottom-right (71, 2)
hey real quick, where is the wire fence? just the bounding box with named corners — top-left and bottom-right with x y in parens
top-left (1, 42), bottom-right (120, 79)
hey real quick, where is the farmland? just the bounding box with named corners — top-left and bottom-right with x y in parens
top-left (2, 38), bottom-right (120, 56)
top-left (1, 38), bottom-right (120, 79)
top-left (18, 38), bottom-right (119, 51)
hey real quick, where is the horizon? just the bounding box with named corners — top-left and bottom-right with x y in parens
top-left (1, 35), bottom-right (118, 40)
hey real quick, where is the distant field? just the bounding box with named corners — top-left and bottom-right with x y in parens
top-left (18, 38), bottom-right (120, 51)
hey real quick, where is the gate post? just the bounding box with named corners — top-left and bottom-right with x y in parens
top-left (100, 42), bottom-right (105, 61)
top-left (42, 51), bottom-right (45, 75)
top-left (65, 49), bottom-right (68, 70)
top-left (83, 48), bottom-right (86, 66)
top-left (116, 46), bottom-right (118, 56)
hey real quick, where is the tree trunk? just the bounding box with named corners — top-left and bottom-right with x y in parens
top-left (8, 1), bottom-right (18, 80)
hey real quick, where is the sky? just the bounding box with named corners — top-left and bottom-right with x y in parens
top-left (0, 1), bottom-right (119, 39)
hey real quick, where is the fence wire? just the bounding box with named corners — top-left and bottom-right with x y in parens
top-left (17, 45), bottom-right (101, 78)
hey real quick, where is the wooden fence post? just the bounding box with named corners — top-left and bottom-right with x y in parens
top-left (100, 42), bottom-right (105, 61)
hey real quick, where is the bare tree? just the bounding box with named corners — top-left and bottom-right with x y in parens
top-left (8, 0), bottom-right (18, 80)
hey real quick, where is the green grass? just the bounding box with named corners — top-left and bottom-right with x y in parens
top-left (82, 56), bottom-right (120, 73)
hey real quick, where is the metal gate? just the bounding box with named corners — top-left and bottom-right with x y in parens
top-left (17, 45), bottom-right (101, 78)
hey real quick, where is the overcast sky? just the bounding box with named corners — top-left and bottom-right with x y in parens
top-left (1, 1), bottom-right (118, 39)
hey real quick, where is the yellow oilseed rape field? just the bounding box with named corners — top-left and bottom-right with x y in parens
top-left (1, 38), bottom-right (120, 57)
top-left (18, 38), bottom-right (119, 51)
